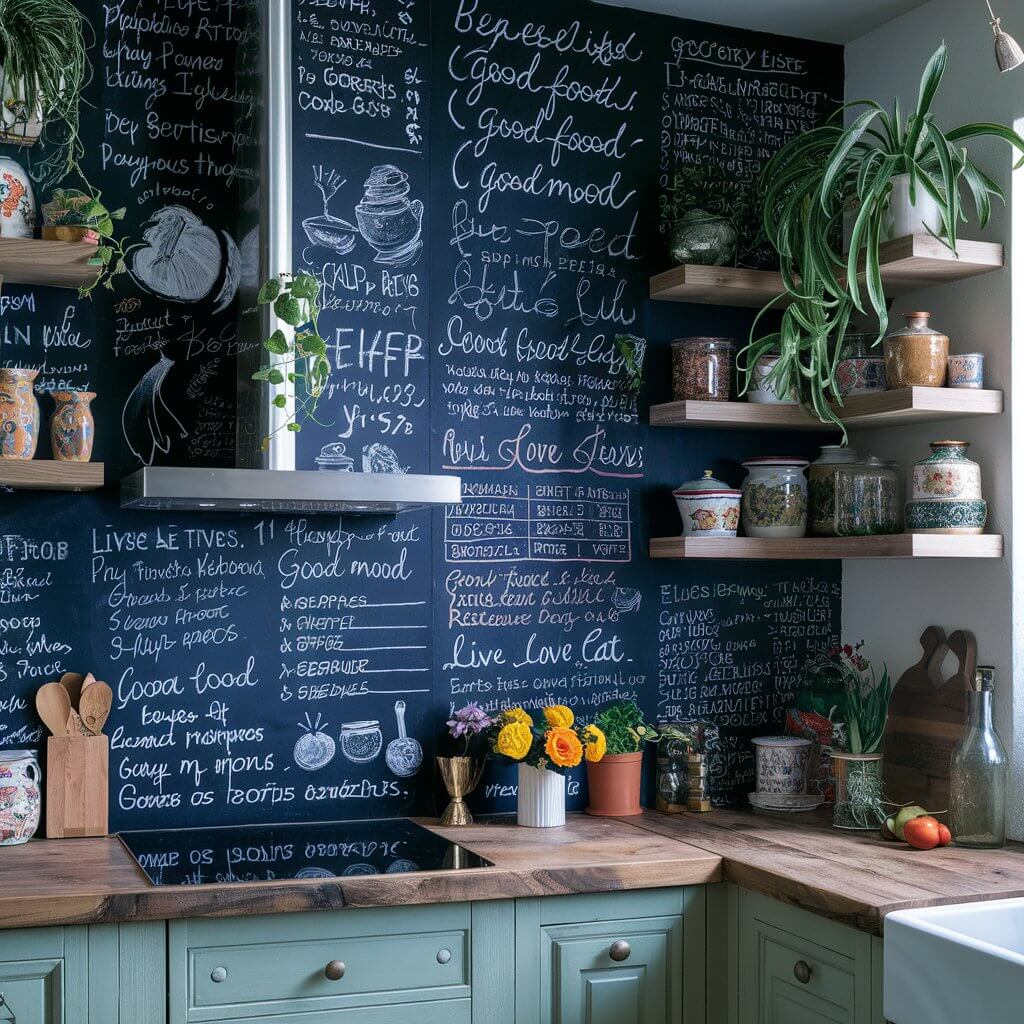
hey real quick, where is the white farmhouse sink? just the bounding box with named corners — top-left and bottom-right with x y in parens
top-left (885, 898), bottom-right (1024, 1024)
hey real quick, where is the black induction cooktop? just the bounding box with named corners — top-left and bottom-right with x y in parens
top-left (118, 818), bottom-right (492, 886)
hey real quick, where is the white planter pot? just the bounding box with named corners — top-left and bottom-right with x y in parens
top-left (517, 764), bottom-right (566, 828)
top-left (883, 173), bottom-right (944, 240)
top-left (0, 68), bottom-right (44, 147)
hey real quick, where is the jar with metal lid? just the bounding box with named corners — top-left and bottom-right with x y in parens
top-left (671, 337), bottom-right (735, 402)
top-left (808, 445), bottom-right (860, 536)
top-left (834, 456), bottom-right (901, 536)
top-left (884, 311), bottom-right (949, 388)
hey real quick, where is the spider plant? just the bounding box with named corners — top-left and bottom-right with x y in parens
top-left (0, 0), bottom-right (90, 187)
top-left (742, 43), bottom-right (1024, 428)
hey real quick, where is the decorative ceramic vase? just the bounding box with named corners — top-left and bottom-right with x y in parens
top-left (741, 457), bottom-right (809, 539)
top-left (668, 211), bottom-right (737, 266)
top-left (517, 763), bottom-right (565, 828)
top-left (947, 353), bottom-right (984, 389)
top-left (883, 174), bottom-right (944, 240)
top-left (355, 164), bottom-right (423, 266)
top-left (0, 68), bottom-right (44, 146)
top-left (436, 756), bottom-right (484, 826)
top-left (0, 749), bottom-right (41, 846)
top-left (752, 736), bottom-right (812, 796)
top-left (831, 752), bottom-right (884, 830)
top-left (0, 156), bottom-right (35, 238)
top-left (0, 368), bottom-right (40, 460)
top-left (884, 312), bottom-right (949, 389)
top-left (673, 470), bottom-right (741, 538)
top-left (808, 445), bottom-right (861, 537)
top-left (50, 391), bottom-right (96, 462)
top-left (585, 752), bottom-right (644, 817)
top-left (906, 440), bottom-right (987, 535)
top-left (747, 354), bottom-right (798, 404)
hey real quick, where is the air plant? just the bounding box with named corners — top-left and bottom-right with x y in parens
top-left (743, 43), bottom-right (1024, 430)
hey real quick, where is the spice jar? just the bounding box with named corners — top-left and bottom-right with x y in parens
top-left (808, 445), bottom-right (861, 536)
top-left (671, 337), bottom-right (735, 402)
top-left (834, 456), bottom-right (901, 536)
top-left (741, 457), bottom-right (809, 539)
top-left (884, 311), bottom-right (949, 389)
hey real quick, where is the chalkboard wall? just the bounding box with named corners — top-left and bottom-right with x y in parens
top-left (0, 0), bottom-right (842, 830)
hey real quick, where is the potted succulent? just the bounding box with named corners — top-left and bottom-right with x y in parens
top-left (744, 43), bottom-right (1024, 429)
top-left (489, 705), bottom-right (605, 828)
top-left (803, 643), bottom-right (892, 830)
top-left (585, 700), bottom-right (658, 817)
top-left (438, 702), bottom-right (494, 826)
top-left (0, 0), bottom-right (89, 184)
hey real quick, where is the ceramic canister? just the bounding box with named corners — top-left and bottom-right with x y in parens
top-left (906, 440), bottom-right (988, 535)
top-left (947, 353), bottom-right (984, 389)
top-left (808, 445), bottom-right (861, 537)
top-left (0, 368), bottom-right (40, 459)
top-left (884, 311), bottom-right (949, 389)
top-left (0, 156), bottom-right (35, 238)
top-left (673, 470), bottom-right (741, 538)
top-left (741, 457), bottom-right (809, 539)
top-left (747, 355), bottom-right (797, 405)
top-left (835, 333), bottom-right (886, 397)
top-left (50, 391), bottom-right (96, 462)
top-left (751, 736), bottom-right (813, 796)
top-left (0, 749), bottom-right (41, 846)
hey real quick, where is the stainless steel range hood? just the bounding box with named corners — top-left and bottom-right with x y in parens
top-left (120, 0), bottom-right (459, 516)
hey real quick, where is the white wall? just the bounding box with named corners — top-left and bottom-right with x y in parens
top-left (844, 0), bottom-right (1024, 836)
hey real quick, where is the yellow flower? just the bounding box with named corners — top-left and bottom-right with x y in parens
top-left (496, 722), bottom-right (533, 760)
top-left (545, 726), bottom-right (583, 768)
top-left (504, 707), bottom-right (533, 727)
top-left (543, 704), bottom-right (574, 728)
top-left (584, 725), bottom-right (607, 763)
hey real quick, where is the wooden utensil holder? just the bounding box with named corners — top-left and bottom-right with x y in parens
top-left (46, 735), bottom-right (108, 838)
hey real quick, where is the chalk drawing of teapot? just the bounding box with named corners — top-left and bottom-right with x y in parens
top-left (354, 164), bottom-right (424, 267)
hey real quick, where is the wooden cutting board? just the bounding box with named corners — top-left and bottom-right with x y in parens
top-left (882, 626), bottom-right (974, 810)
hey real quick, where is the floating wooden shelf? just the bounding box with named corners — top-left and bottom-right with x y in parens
top-left (650, 235), bottom-right (1004, 308)
top-left (0, 461), bottom-right (104, 492)
top-left (649, 387), bottom-right (1004, 432)
top-left (650, 534), bottom-right (1003, 560)
top-left (0, 238), bottom-right (100, 291)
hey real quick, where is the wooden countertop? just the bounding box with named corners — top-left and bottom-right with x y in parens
top-left (0, 815), bottom-right (721, 930)
top-left (629, 808), bottom-right (1024, 934)
top-left (2, 810), bottom-right (1024, 933)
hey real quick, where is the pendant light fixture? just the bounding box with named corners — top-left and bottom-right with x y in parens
top-left (985, 0), bottom-right (1024, 73)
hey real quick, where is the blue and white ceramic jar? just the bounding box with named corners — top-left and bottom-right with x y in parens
top-left (0, 156), bottom-right (35, 238)
top-left (947, 353), bottom-right (984, 389)
top-left (752, 736), bottom-right (813, 796)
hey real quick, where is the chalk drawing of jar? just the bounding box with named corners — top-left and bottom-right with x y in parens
top-left (354, 165), bottom-right (423, 267)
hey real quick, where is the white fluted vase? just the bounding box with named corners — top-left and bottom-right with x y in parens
top-left (517, 764), bottom-right (566, 828)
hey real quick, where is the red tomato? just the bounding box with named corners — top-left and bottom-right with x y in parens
top-left (904, 815), bottom-right (941, 850)
top-left (936, 822), bottom-right (952, 847)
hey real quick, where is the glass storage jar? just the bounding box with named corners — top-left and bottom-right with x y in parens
top-left (833, 456), bottom-right (901, 536)
top-left (671, 337), bottom-right (735, 402)
top-left (808, 445), bottom-right (861, 536)
top-left (740, 457), bottom-right (809, 539)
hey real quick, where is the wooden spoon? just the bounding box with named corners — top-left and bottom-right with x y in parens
top-left (79, 681), bottom-right (112, 735)
top-left (36, 682), bottom-right (72, 737)
top-left (60, 672), bottom-right (85, 710)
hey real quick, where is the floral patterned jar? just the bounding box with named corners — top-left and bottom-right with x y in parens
top-left (0, 749), bottom-right (41, 846)
top-left (51, 391), bottom-right (96, 462)
top-left (836, 333), bottom-right (886, 396)
top-left (0, 368), bottom-right (40, 460)
top-left (741, 457), bottom-right (809, 539)
top-left (911, 440), bottom-right (982, 501)
top-left (808, 445), bottom-right (860, 537)
top-left (673, 470), bottom-right (741, 537)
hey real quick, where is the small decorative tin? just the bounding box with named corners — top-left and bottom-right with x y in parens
top-left (752, 736), bottom-right (813, 796)
top-left (836, 333), bottom-right (886, 396)
top-left (741, 457), bottom-right (809, 539)
top-left (673, 470), bottom-right (741, 537)
top-left (0, 749), bottom-right (41, 846)
top-left (947, 353), bottom-right (984, 389)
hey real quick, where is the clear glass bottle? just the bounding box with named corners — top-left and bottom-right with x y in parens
top-left (950, 667), bottom-right (1008, 849)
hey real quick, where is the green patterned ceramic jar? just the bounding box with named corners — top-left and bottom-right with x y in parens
top-left (741, 457), bottom-right (809, 539)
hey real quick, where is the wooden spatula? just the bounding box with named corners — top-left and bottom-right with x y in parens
top-left (36, 682), bottom-right (72, 737)
top-left (60, 672), bottom-right (85, 710)
top-left (79, 681), bottom-right (112, 735)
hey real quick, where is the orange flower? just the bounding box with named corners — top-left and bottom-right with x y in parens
top-left (545, 726), bottom-right (583, 768)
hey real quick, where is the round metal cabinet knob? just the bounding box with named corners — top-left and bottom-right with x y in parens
top-left (609, 940), bottom-right (632, 962)
top-left (793, 960), bottom-right (812, 985)
top-left (210, 966), bottom-right (227, 984)
top-left (324, 960), bottom-right (347, 982)
top-left (437, 948), bottom-right (452, 965)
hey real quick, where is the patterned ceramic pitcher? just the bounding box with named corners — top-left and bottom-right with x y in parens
top-left (0, 749), bottom-right (41, 846)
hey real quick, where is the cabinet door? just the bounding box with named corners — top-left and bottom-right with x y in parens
top-left (0, 958), bottom-right (63, 1024)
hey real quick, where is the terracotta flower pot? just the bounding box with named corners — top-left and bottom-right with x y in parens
top-left (585, 752), bottom-right (644, 817)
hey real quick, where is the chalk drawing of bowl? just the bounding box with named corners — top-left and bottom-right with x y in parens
top-left (302, 214), bottom-right (357, 254)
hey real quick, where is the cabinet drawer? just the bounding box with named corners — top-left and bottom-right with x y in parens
top-left (756, 926), bottom-right (855, 1022)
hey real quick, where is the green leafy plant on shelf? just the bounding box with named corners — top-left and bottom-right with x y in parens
top-left (43, 188), bottom-right (127, 296)
top-left (592, 699), bottom-right (659, 756)
top-left (742, 42), bottom-right (1024, 429)
top-left (251, 273), bottom-right (330, 449)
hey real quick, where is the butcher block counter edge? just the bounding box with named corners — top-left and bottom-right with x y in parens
top-left (0, 814), bottom-right (721, 930)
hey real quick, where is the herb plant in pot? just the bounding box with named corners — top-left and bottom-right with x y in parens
top-left (586, 700), bottom-right (658, 817)
top-left (744, 43), bottom-right (1024, 430)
